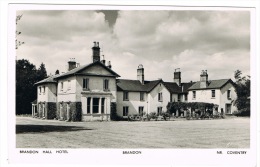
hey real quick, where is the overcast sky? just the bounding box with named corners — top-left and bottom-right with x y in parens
top-left (16, 10), bottom-right (250, 82)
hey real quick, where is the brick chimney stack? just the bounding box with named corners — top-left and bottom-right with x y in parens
top-left (68, 58), bottom-right (76, 71)
top-left (200, 70), bottom-right (208, 88)
top-left (92, 41), bottom-right (100, 63)
top-left (174, 68), bottom-right (181, 86)
top-left (137, 64), bottom-right (144, 85)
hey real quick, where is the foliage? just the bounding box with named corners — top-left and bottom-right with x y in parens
top-left (74, 102), bottom-right (82, 121)
top-left (167, 102), bottom-right (216, 114)
top-left (16, 14), bottom-right (24, 49)
top-left (47, 102), bottom-right (56, 119)
top-left (16, 59), bottom-right (48, 114)
top-left (234, 70), bottom-right (250, 116)
top-left (55, 69), bottom-right (60, 75)
top-left (110, 102), bottom-right (123, 121)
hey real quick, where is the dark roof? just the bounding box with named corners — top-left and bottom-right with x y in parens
top-left (163, 82), bottom-right (195, 93)
top-left (117, 79), bottom-right (195, 93)
top-left (55, 61), bottom-right (120, 79)
top-left (117, 79), bottom-right (161, 92)
top-left (181, 82), bottom-right (195, 93)
top-left (188, 79), bottom-right (234, 90)
top-left (163, 82), bottom-right (181, 93)
top-left (34, 75), bottom-right (57, 85)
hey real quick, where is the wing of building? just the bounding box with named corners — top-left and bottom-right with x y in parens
top-left (32, 42), bottom-right (237, 121)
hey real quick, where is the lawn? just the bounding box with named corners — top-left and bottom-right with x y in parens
top-left (16, 116), bottom-right (250, 148)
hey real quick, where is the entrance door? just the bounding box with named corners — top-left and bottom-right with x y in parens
top-left (226, 104), bottom-right (231, 114)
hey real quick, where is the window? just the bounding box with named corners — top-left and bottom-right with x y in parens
top-left (87, 97), bottom-right (91, 114)
top-left (39, 87), bottom-right (41, 94)
top-left (211, 90), bottom-right (215, 98)
top-left (227, 90), bottom-right (231, 99)
top-left (157, 107), bottom-right (162, 115)
top-left (103, 79), bottom-right (109, 91)
top-left (178, 94), bottom-right (181, 102)
top-left (101, 98), bottom-right (105, 114)
top-left (83, 78), bottom-right (89, 90)
top-left (140, 92), bottom-right (144, 101)
top-left (67, 80), bottom-right (71, 90)
top-left (158, 92), bottom-right (163, 102)
top-left (93, 98), bottom-right (99, 114)
top-left (61, 82), bottom-right (63, 91)
top-left (139, 106), bottom-right (144, 116)
top-left (123, 91), bottom-right (129, 101)
top-left (42, 86), bottom-right (45, 93)
top-left (192, 91), bottom-right (196, 99)
top-left (123, 106), bottom-right (129, 116)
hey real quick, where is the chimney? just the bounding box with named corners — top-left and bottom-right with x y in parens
top-left (68, 58), bottom-right (76, 71)
top-left (92, 41), bottom-right (100, 63)
top-left (174, 68), bottom-right (181, 86)
top-left (137, 64), bottom-right (144, 85)
top-left (107, 61), bottom-right (112, 69)
top-left (200, 70), bottom-right (208, 88)
top-left (101, 55), bottom-right (106, 65)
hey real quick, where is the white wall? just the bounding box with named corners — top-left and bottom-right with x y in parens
top-left (220, 82), bottom-right (237, 113)
top-left (148, 83), bottom-right (171, 114)
top-left (188, 89), bottom-right (221, 105)
top-left (116, 91), bottom-right (148, 117)
top-left (75, 75), bottom-right (117, 102)
top-left (37, 83), bottom-right (57, 102)
top-left (187, 82), bottom-right (237, 114)
top-left (57, 76), bottom-right (77, 102)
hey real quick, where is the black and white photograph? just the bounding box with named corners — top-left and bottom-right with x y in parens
top-left (2, 2), bottom-right (258, 167)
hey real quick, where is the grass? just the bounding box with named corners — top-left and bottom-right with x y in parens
top-left (16, 116), bottom-right (250, 148)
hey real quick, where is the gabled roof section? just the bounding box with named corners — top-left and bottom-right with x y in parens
top-left (163, 82), bottom-right (195, 93)
top-left (163, 82), bottom-right (181, 93)
top-left (116, 79), bottom-right (161, 92)
top-left (117, 79), bottom-right (194, 93)
top-left (55, 61), bottom-right (120, 79)
top-left (34, 75), bottom-right (57, 85)
top-left (188, 79), bottom-right (234, 90)
top-left (181, 82), bottom-right (195, 93)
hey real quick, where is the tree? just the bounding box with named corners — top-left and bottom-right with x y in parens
top-left (16, 59), bottom-right (48, 114)
top-left (234, 70), bottom-right (250, 116)
top-left (16, 14), bottom-right (25, 49)
top-left (37, 63), bottom-right (47, 80)
top-left (55, 69), bottom-right (60, 75)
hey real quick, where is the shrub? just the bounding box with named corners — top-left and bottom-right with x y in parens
top-left (110, 102), bottom-right (124, 121)
top-left (233, 109), bottom-right (250, 117)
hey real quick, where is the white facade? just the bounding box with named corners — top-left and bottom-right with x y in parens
top-left (38, 83), bottom-right (57, 103)
top-left (148, 83), bottom-right (171, 114)
top-left (117, 91), bottom-right (148, 117)
top-left (188, 82), bottom-right (237, 114)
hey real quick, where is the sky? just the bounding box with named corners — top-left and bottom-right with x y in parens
top-left (16, 10), bottom-right (250, 83)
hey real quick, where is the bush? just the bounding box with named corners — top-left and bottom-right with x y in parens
top-left (233, 109), bottom-right (250, 117)
top-left (110, 102), bottom-right (125, 121)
